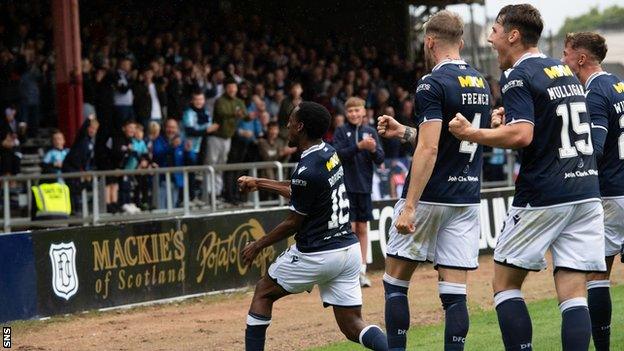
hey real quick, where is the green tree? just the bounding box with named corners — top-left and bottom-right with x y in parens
top-left (558, 5), bottom-right (624, 36)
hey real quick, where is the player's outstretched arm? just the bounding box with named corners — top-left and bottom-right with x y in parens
top-left (241, 211), bottom-right (304, 265)
top-left (238, 176), bottom-right (292, 199)
top-left (395, 121), bottom-right (441, 234)
top-left (449, 113), bottom-right (533, 149)
top-left (377, 115), bottom-right (417, 146)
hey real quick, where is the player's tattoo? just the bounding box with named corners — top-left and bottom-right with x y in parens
top-left (401, 126), bottom-right (417, 146)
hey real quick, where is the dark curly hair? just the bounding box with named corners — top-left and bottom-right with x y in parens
top-left (291, 101), bottom-right (331, 139)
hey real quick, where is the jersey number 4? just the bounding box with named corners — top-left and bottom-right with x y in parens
top-left (328, 183), bottom-right (349, 229)
top-left (557, 102), bottom-right (594, 159)
top-left (459, 113), bottom-right (482, 162)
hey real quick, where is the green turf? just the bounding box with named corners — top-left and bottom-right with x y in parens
top-left (311, 284), bottom-right (624, 350)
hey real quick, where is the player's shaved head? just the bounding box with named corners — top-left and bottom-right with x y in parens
top-left (425, 10), bottom-right (464, 44)
top-left (565, 32), bottom-right (608, 64)
top-left (496, 4), bottom-right (543, 47)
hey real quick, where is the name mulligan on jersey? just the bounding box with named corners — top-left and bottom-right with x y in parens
top-left (546, 84), bottom-right (585, 101)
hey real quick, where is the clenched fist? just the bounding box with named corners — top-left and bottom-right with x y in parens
top-left (491, 107), bottom-right (506, 128)
top-left (449, 113), bottom-right (476, 141)
top-left (238, 176), bottom-right (258, 193)
top-left (377, 115), bottom-right (404, 139)
top-left (395, 205), bottom-right (416, 234)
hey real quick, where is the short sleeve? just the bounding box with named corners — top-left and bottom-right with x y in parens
top-left (500, 69), bottom-right (535, 125)
top-left (414, 76), bottom-right (444, 125)
top-left (289, 168), bottom-right (316, 216)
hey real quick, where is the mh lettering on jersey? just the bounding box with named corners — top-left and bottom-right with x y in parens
top-left (614, 82), bottom-right (624, 94)
top-left (326, 153), bottom-right (340, 171)
top-left (543, 65), bottom-right (574, 79)
top-left (457, 75), bottom-right (485, 88)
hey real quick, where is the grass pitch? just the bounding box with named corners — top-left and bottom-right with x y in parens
top-left (311, 284), bottom-right (624, 350)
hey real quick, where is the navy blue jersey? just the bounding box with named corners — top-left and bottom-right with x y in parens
top-left (289, 142), bottom-right (358, 253)
top-left (401, 60), bottom-right (491, 204)
top-left (586, 72), bottom-right (624, 198)
top-left (500, 53), bottom-right (600, 207)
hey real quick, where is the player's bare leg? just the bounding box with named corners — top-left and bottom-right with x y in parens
top-left (554, 269), bottom-right (592, 351)
top-left (353, 221), bottom-right (371, 287)
top-left (492, 263), bottom-right (532, 350)
top-left (245, 276), bottom-right (290, 351)
top-left (438, 268), bottom-right (469, 350)
top-left (383, 256), bottom-right (418, 350)
top-left (586, 256), bottom-right (615, 351)
top-left (333, 306), bottom-right (388, 350)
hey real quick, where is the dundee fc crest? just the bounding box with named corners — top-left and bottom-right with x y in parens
top-left (49, 242), bottom-right (79, 300)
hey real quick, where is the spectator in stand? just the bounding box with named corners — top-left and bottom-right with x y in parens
top-left (267, 89), bottom-right (284, 118)
top-left (42, 129), bottom-right (69, 179)
top-left (113, 56), bottom-right (135, 130)
top-left (273, 68), bottom-right (288, 92)
top-left (0, 106), bottom-right (23, 176)
top-left (277, 82), bottom-right (303, 139)
top-left (333, 97), bottom-right (384, 287)
top-left (82, 58), bottom-right (96, 120)
top-left (18, 49), bottom-right (41, 137)
top-left (146, 121), bottom-right (160, 155)
top-left (248, 95), bottom-right (270, 131)
top-left (133, 125), bottom-right (153, 210)
top-left (252, 83), bottom-right (271, 112)
top-left (166, 67), bottom-right (186, 119)
top-left (209, 78), bottom-right (247, 200)
top-left (380, 106), bottom-right (401, 160)
top-left (182, 90), bottom-right (217, 203)
top-left (133, 67), bottom-right (164, 130)
top-left (225, 106), bottom-right (264, 204)
top-left (323, 113), bottom-right (345, 145)
top-left (257, 121), bottom-right (295, 176)
top-left (183, 90), bottom-right (216, 160)
top-left (153, 118), bottom-right (197, 208)
top-left (112, 120), bottom-right (146, 214)
top-left (62, 118), bottom-right (99, 213)
top-left (373, 88), bottom-right (391, 124)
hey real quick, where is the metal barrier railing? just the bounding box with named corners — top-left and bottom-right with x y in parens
top-left (0, 161), bottom-right (298, 233)
top-left (1, 150), bottom-right (516, 233)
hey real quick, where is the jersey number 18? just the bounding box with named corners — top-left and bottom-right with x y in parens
top-left (328, 183), bottom-right (350, 229)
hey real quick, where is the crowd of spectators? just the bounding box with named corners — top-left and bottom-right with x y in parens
top-left (0, 1), bottom-right (507, 213)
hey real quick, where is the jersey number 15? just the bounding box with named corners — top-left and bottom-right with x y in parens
top-left (557, 102), bottom-right (593, 159)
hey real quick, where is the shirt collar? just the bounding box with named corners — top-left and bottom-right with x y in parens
top-left (300, 142), bottom-right (325, 159)
top-left (432, 59), bottom-right (467, 71)
top-left (585, 71), bottom-right (609, 89)
top-left (513, 52), bottom-right (546, 68)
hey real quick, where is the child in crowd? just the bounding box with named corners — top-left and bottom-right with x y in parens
top-left (133, 124), bottom-right (153, 210)
top-left (42, 129), bottom-right (69, 180)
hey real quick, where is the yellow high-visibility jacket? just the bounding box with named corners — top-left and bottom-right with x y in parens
top-left (31, 183), bottom-right (71, 219)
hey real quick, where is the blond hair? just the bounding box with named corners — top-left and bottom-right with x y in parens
top-left (148, 121), bottom-right (161, 136)
top-left (345, 97), bottom-right (365, 109)
top-left (425, 10), bottom-right (464, 44)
